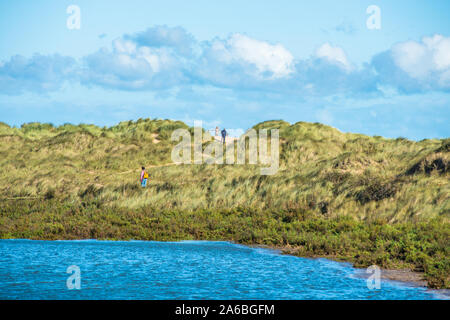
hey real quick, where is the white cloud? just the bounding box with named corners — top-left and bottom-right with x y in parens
top-left (113, 39), bottom-right (137, 55)
top-left (316, 43), bottom-right (351, 70)
top-left (208, 33), bottom-right (294, 79)
top-left (127, 25), bottom-right (195, 55)
top-left (391, 35), bottom-right (450, 81)
top-left (0, 54), bottom-right (76, 94)
top-left (227, 34), bottom-right (294, 78)
top-left (82, 31), bottom-right (295, 90)
top-left (392, 40), bottom-right (430, 79)
top-left (424, 35), bottom-right (450, 71)
top-left (82, 37), bottom-right (184, 90)
top-left (112, 38), bottom-right (177, 73)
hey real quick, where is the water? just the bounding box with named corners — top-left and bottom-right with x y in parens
top-left (0, 240), bottom-right (444, 300)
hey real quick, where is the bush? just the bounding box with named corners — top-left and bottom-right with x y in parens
top-left (44, 188), bottom-right (55, 200)
top-left (355, 179), bottom-right (397, 204)
top-left (407, 156), bottom-right (449, 175)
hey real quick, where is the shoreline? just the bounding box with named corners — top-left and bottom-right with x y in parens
top-left (246, 243), bottom-right (431, 289)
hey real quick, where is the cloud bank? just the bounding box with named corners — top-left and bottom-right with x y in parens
top-left (0, 54), bottom-right (76, 94)
top-left (373, 35), bottom-right (450, 93)
top-left (1, 26), bottom-right (450, 96)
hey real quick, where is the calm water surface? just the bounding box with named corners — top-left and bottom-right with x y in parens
top-left (0, 240), bottom-right (444, 300)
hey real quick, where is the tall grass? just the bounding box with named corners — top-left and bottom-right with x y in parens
top-left (2, 119), bottom-right (447, 221)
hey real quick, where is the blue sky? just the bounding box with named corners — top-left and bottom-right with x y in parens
top-left (1, 0), bottom-right (449, 139)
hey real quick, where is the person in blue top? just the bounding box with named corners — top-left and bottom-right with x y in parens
top-left (221, 128), bottom-right (227, 144)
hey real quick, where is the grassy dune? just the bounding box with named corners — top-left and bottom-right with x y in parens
top-left (0, 118), bottom-right (448, 287)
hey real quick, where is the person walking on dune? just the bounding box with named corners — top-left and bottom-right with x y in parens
top-left (221, 128), bottom-right (227, 144)
top-left (140, 166), bottom-right (149, 188)
top-left (215, 126), bottom-right (219, 138)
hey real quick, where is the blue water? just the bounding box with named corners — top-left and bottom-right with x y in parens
top-left (0, 240), bottom-right (444, 300)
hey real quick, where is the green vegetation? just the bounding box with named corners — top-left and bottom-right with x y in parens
top-left (0, 118), bottom-right (448, 288)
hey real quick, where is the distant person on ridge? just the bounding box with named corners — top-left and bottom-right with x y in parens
top-left (140, 166), bottom-right (149, 188)
top-left (215, 126), bottom-right (219, 137)
top-left (221, 128), bottom-right (227, 144)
